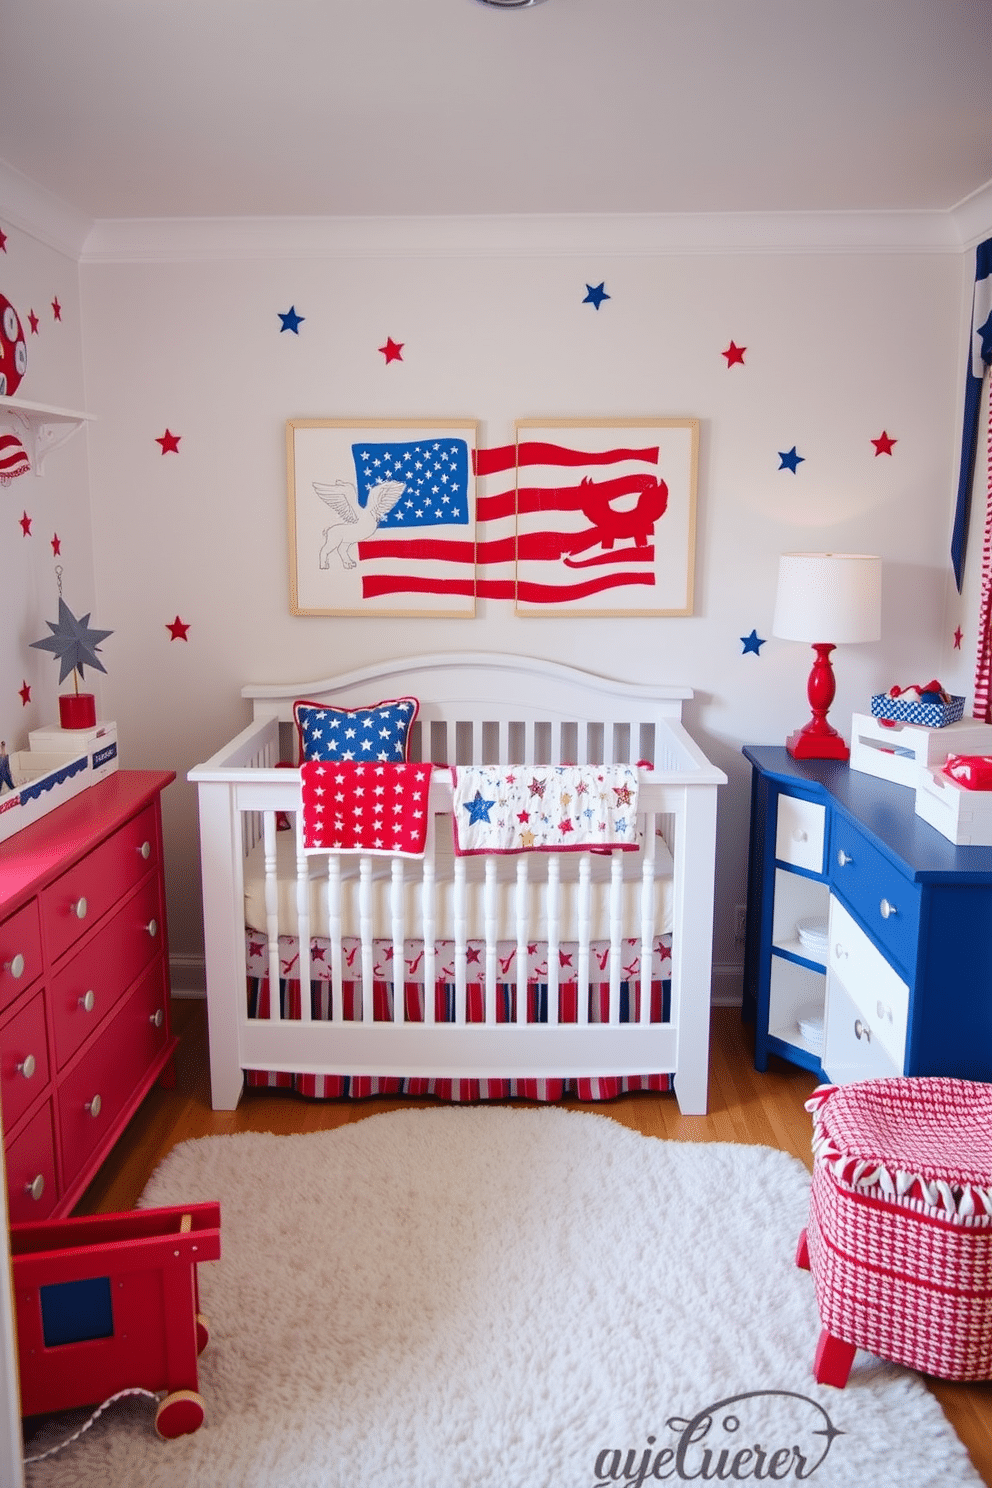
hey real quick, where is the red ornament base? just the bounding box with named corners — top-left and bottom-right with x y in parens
top-left (58, 693), bottom-right (97, 730)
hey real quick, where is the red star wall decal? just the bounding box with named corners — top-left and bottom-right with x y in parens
top-left (722, 340), bottom-right (746, 367)
top-left (51, 296), bottom-right (61, 321)
top-left (0, 229), bottom-right (7, 252)
top-left (871, 430), bottom-right (897, 456)
top-left (28, 310), bottom-right (39, 335)
top-left (51, 533), bottom-right (61, 555)
top-left (156, 429), bottom-right (181, 454)
top-left (19, 682), bottom-right (31, 706)
top-left (954, 626), bottom-right (963, 650)
top-left (166, 615), bottom-right (190, 641)
top-left (378, 337), bottom-right (404, 364)
top-left (19, 511), bottom-right (31, 536)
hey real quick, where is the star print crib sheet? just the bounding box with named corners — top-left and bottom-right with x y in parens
top-left (189, 652), bottom-right (726, 1116)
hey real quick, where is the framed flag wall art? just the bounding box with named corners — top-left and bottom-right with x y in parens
top-left (287, 419), bottom-right (479, 617)
top-left (512, 418), bottom-right (698, 617)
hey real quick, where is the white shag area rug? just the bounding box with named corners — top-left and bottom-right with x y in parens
top-left (24, 1108), bottom-right (983, 1488)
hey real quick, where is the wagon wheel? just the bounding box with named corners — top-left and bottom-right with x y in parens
top-left (195, 1312), bottom-right (210, 1354)
top-left (155, 1389), bottom-right (206, 1439)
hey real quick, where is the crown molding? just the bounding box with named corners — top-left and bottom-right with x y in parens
top-left (79, 206), bottom-right (972, 264)
top-left (0, 157), bottom-right (93, 260)
top-left (3, 146), bottom-right (988, 265)
top-left (952, 180), bottom-right (992, 249)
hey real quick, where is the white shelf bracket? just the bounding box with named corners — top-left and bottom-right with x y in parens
top-left (0, 397), bottom-right (94, 480)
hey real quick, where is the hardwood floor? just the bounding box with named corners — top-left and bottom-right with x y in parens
top-left (76, 998), bottom-right (992, 1484)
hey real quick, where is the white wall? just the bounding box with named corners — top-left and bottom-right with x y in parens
top-left (68, 218), bottom-right (983, 995)
top-left (0, 224), bottom-right (97, 757)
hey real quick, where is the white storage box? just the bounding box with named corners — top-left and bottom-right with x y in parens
top-left (916, 766), bottom-right (992, 846)
top-left (849, 713), bottom-right (992, 789)
top-left (0, 724), bottom-right (119, 845)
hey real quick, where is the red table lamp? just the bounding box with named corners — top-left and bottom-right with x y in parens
top-left (773, 552), bottom-right (882, 761)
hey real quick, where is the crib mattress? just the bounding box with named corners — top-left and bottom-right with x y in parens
top-left (244, 826), bottom-right (675, 941)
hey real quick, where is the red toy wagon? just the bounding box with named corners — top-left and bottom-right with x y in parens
top-left (11, 1202), bottom-right (221, 1439)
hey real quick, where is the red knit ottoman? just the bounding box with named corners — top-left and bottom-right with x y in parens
top-left (796, 1078), bottom-right (992, 1388)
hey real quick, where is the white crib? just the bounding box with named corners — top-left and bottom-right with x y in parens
top-left (188, 652), bottom-right (726, 1115)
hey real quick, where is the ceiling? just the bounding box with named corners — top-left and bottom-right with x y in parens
top-left (1, 0), bottom-right (991, 224)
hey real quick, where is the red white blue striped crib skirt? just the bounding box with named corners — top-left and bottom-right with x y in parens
top-left (244, 930), bottom-right (673, 1102)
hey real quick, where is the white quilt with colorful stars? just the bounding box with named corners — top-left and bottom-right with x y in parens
top-left (451, 764), bottom-right (640, 856)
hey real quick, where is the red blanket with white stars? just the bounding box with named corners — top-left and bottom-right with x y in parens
top-left (300, 761), bottom-right (434, 856)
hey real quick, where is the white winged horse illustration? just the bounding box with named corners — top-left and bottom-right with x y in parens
top-left (314, 478), bottom-right (407, 570)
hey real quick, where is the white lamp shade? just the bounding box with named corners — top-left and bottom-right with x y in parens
top-left (773, 552), bottom-right (881, 645)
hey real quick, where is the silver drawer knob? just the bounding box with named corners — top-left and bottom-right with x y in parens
top-left (79, 990), bottom-right (96, 1013)
top-left (837, 849), bottom-right (852, 866)
top-left (4, 954), bottom-right (25, 979)
top-left (25, 1174), bottom-right (44, 1202)
top-left (144, 918), bottom-right (158, 938)
top-left (879, 898), bottom-right (897, 920)
top-left (140, 841), bottom-right (151, 860)
top-left (150, 1008), bottom-right (164, 1029)
top-left (85, 1093), bottom-right (102, 1118)
top-left (854, 1018), bottom-right (872, 1043)
top-left (71, 896), bottom-right (88, 920)
top-left (17, 1054), bottom-right (36, 1080)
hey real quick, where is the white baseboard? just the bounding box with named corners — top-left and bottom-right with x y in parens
top-left (710, 963), bottom-right (744, 1008)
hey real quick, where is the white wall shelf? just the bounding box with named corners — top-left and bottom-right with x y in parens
top-left (0, 396), bottom-right (94, 477)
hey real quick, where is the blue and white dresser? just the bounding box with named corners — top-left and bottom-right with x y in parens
top-left (742, 746), bottom-right (992, 1085)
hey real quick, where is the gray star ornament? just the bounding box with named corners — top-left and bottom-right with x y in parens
top-left (31, 598), bottom-right (113, 684)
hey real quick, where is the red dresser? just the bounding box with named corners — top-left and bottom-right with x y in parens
top-left (0, 771), bottom-right (177, 1221)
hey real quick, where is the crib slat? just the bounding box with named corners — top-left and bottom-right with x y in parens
top-left (484, 857), bottom-right (498, 1026)
top-left (326, 854), bottom-right (344, 1023)
top-left (390, 856), bottom-right (405, 1026)
top-left (609, 851), bottom-right (623, 1025)
top-left (262, 811), bottom-right (281, 1024)
top-left (546, 854), bottom-right (560, 1026)
top-left (515, 857), bottom-right (529, 1025)
top-left (294, 814), bottom-right (312, 1024)
top-left (576, 852), bottom-right (591, 1026)
top-left (359, 856), bottom-right (374, 1022)
top-left (421, 812), bottom-right (437, 1026)
top-left (453, 851), bottom-right (467, 1025)
top-left (639, 807), bottom-right (658, 1025)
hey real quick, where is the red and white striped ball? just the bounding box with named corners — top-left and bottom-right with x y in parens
top-left (0, 294), bottom-right (27, 396)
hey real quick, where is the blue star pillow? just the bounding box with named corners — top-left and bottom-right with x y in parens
top-left (294, 697), bottom-right (419, 764)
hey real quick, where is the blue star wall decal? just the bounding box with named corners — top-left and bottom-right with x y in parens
top-left (464, 790), bottom-right (496, 825)
top-left (740, 629), bottom-right (766, 655)
top-left (583, 282), bottom-right (611, 310)
top-left (278, 306), bottom-right (305, 334)
top-left (778, 445), bottom-right (805, 473)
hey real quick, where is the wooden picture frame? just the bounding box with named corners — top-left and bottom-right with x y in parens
top-left (288, 419), bottom-right (479, 617)
top-left (512, 418), bottom-right (698, 617)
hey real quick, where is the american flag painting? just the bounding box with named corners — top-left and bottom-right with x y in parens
top-left (288, 417), bottom-right (696, 617)
top-left (507, 420), bottom-right (698, 615)
top-left (288, 420), bottom-right (478, 617)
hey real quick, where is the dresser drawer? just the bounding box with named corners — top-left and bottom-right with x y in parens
top-left (775, 794), bottom-right (826, 875)
top-left (0, 900), bottom-right (43, 1015)
top-left (0, 990), bottom-right (51, 1134)
top-left (827, 894), bottom-right (909, 1069)
top-left (830, 815), bottom-right (921, 975)
top-left (41, 802), bottom-right (159, 963)
top-left (57, 963), bottom-right (169, 1189)
top-left (49, 876), bottom-right (163, 1070)
top-left (824, 971), bottom-right (903, 1085)
top-left (5, 1099), bottom-right (58, 1223)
